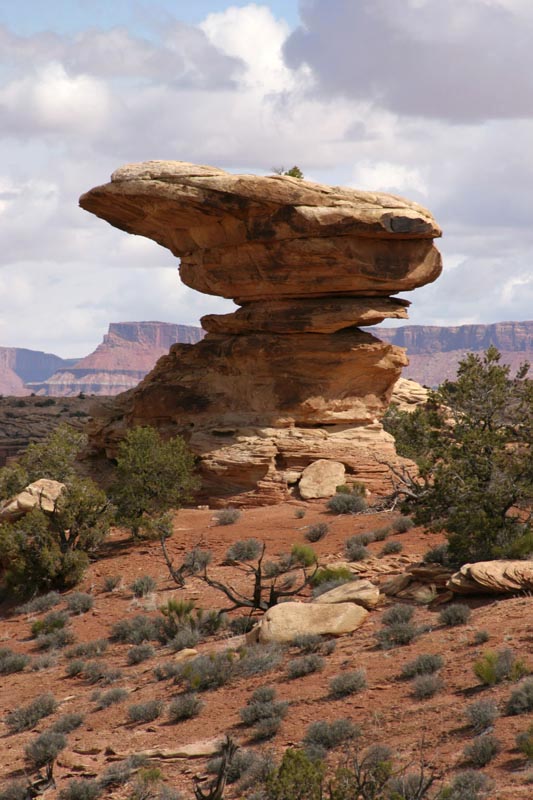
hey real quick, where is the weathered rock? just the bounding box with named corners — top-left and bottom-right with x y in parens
top-left (314, 579), bottom-right (380, 609)
top-left (202, 297), bottom-right (410, 335)
top-left (390, 377), bottom-right (429, 412)
top-left (448, 561), bottom-right (533, 594)
top-left (81, 162), bottom-right (442, 505)
top-left (0, 479), bottom-right (64, 521)
top-left (255, 601), bottom-right (368, 643)
top-left (299, 460), bottom-right (346, 500)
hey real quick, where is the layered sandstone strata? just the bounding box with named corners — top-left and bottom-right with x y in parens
top-left (80, 162), bottom-right (442, 505)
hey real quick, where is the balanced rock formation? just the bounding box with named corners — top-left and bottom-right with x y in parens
top-left (80, 162), bottom-right (442, 505)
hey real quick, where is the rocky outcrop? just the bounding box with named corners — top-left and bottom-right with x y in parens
top-left (0, 479), bottom-right (64, 521)
top-left (389, 377), bottom-right (429, 411)
top-left (28, 322), bottom-right (204, 397)
top-left (0, 347), bottom-right (70, 396)
top-left (447, 561), bottom-right (533, 594)
top-left (314, 579), bottom-right (380, 609)
top-left (80, 161), bottom-right (442, 504)
top-left (253, 601), bottom-right (369, 643)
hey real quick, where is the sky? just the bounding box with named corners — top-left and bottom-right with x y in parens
top-left (0, 0), bottom-right (532, 357)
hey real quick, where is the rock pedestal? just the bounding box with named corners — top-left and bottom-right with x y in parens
top-left (80, 162), bottom-right (441, 505)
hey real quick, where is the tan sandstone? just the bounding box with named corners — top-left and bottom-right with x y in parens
top-left (254, 601), bottom-right (368, 643)
top-left (298, 459), bottom-right (346, 500)
top-left (0, 479), bottom-right (65, 521)
top-left (313, 579), bottom-right (380, 609)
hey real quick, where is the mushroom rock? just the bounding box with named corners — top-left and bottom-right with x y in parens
top-left (80, 162), bottom-right (442, 505)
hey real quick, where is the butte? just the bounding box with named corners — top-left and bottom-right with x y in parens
top-left (80, 162), bottom-right (442, 506)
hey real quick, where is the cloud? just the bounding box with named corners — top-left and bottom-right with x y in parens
top-left (284, 0), bottom-right (533, 121)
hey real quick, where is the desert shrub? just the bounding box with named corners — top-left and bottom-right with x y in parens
top-left (5, 692), bottom-right (57, 733)
top-left (516, 725), bottom-right (533, 760)
top-left (66, 659), bottom-right (87, 677)
top-left (350, 531), bottom-right (376, 547)
top-left (304, 523), bottom-right (329, 543)
top-left (506, 678), bottom-right (533, 715)
top-left (412, 674), bottom-right (443, 700)
top-left (474, 648), bottom-right (528, 686)
top-left (207, 749), bottom-right (258, 784)
top-left (214, 507), bottom-right (241, 526)
top-left (103, 575), bottom-right (121, 592)
top-left (94, 688), bottom-right (128, 709)
top-left (464, 699), bottom-right (499, 732)
top-left (382, 604), bottom-right (414, 626)
top-left (229, 616), bottom-right (256, 635)
top-left (0, 782), bottom-right (30, 800)
top-left (31, 609), bottom-right (69, 637)
top-left (130, 575), bottom-right (157, 598)
top-left (463, 734), bottom-right (501, 767)
top-left (168, 628), bottom-right (200, 652)
top-left (294, 508), bottom-right (306, 519)
top-left (264, 749), bottom-right (324, 800)
top-left (376, 622), bottom-right (418, 649)
top-left (439, 603), bottom-right (471, 626)
top-left (291, 634), bottom-right (335, 655)
top-left (237, 643), bottom-right (284, 677)
top-left (168, 693), bottom-right (203, 722)
top-left (31, 653), bottom-right (57, 671)
top-left (444, 769), bottom-right (493, 800)
top-left (82, 661), bottom-right (122, 685)
top-left (18, 591), bottom-right (61, 615)
top-left (51, 712), bottom-right (84, 733)
top-left (401, 653), bottom-right (443, 679)
top-left (311, 566), bottom-right (353, 588)
top-left (392, 516), bottom-right (414, 533)
top-left (127, 700), bottom-right (164, 724)
top-left (226, 538), bottom-right (262, 562)
top-left (240, 686), bottom-right (288, 740)
top-left (329, 669), bottom-right (367, 698)
top-left (473, 629), bottom-right (490, 645)
top-left (66, 639), bottom-right (108, 659)
top-left (327, 493), bottom-right (367, 515)
top-left (127, 643), bottom-right (156, 665)
top-left (25, 730), bottom-right (67, 768)
top-left (381, 540), bottom-right (403, 555)
top-left (0, 647), bottom-right (29, 674)
top-left (59, 779), bottom-right (102, 800)
top-left (36, 627), bottom-right (75, 651)
top-left (287, 654), bottom-right (324, 680)
top-left (423, 543), bottom-right (451, 565)
top-left (179, 650), bottom-right (235, 691)
top-left (373, 526), bottom-right (391, 541)
top-left (290, 543), bottom-right (317, 567)
top-left (303, 719), bottom-right (359, 759)
top-left (344, 540), bottom-right (369, 562)
top-left (154, 661), bottom-right (184, 682)
top-left (98, 755), bottom-right (149, 788)
top-left (110, 615), bottom-right (159, 644)
top-left (66, 592), bottom-right (94, 615)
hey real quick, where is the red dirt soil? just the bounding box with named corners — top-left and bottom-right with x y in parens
top-left (1, 502), bottom-right (532, 799)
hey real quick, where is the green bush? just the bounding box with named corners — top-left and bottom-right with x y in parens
top-left (25, 730), bottom-right (66, 768)
top-left (516, 724), bottom-right (533, 760)
top-left (127, 700), bottom-right (164, 723)
top-left (303, 719), bottom-right (359, 760)
top-left (169, 628), bottom-right (200, 652)
top-left (66, 639), bottom-right (108, 659)
top-left (237, 643), bottom-right (284, 677)
top-left (376, 622), bottom-right (418, 650)
top-left (474, 648), bottom-right (528, 686)
top-left (473, 629), bottom-right (490, 645)
top-left (291, 634), bottom-right (335, 655)
top-left (102, 575), bottom-right (121, 592)
top-left (391, 516), bottom-right (414, 533)
top-left (94, 688), bottom-right (128, 709)
top-left (311, 565), bottom-right (352, 587)
top-left (443, 769), bottom-right (493, 800)
top-left (0, 782), bottom-right (31, 800)
top-left (31, 654), bottom-right (57, 671)
top-left (239, 686), bottom-right (288, 740)
top-left (168, 693), bottom-right (203, 722)
top-left (59, 779), bottom-right (102, 800)
top-left (294, 508), bottom-right (306, 519)
top-left (506, 678), bottom-right (533, 715)
top-left (50, 712), bottom-right (84, 733)
top-left (401, 653), bottom-right (443, 679)
top-left (287, 654), bottom-right (324, 679)
top-left (463, 734), bottom-right (501, 767)
top-left (265, 749), bottom-right (324, 800)
top-left (464, 699), bottom-right (499, 732)
top-left (31, 610), bottom-right (69, 637)
top-left (179, 650), bottom-right (235, 691)
top-left (344, 539), bottom-right (369, 562)
top-left (329, 669), bottom-right (367, 698)
top-left (382, 604), bottom-right (414, 626)
top-left (423, 543), bottom-right (451, 566)
top-left (36, 628), bottom-right (74, 650)
top-left (110, 615), bottom-right (159, 644)
top-left (18, 591), bottom-right (61, 615)
top-left (327, 493), bottom-right (367, 515)
top-left (381, 540), bottom-right (403, 555)
top-left (226, 538), bottom-right (262, 562)
top-left (5, 693), bottom-right (57, 733)
top-left (439, 603), bottom-right (471, 626)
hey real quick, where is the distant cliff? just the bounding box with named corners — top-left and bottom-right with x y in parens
top-left (0, 348), bottom-right (73, 396)
top-left (27, 322), bottom-right (204, 396)
top-left (375, 320), bottom-right (533, 386)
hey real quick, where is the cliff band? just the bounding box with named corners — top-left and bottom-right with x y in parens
top-left (80, 161), bottom-right (442, 505)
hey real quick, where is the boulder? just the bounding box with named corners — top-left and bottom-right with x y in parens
top-left (255, 601), bottom-right (368, 643)
top-left (0, 479), bottom-right (64, 521)
top-left (390, 377), bottom-right (429, 412)
top-left (448, 561), bottom-right (533, 594)
top-left (299, 459), bottom-right (346, 500)
top-left (313, 579), bottom-right (380, 609)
